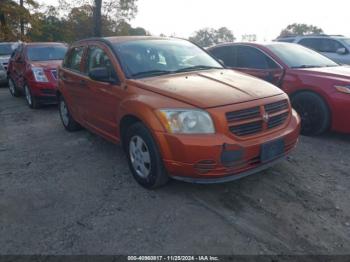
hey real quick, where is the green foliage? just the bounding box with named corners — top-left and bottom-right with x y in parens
top-left (1, 0), bottom-right (147, 42)
top-left (279, 23), bottom-right (324, 38)
top-left (0, 0), bottom-right (38, 41)
top-left (189, 27), bottom-right (235, 47)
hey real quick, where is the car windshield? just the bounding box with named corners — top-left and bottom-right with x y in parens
top-left (0, 44), bottom-right (16, 56)
top-left (113, 39), bottom-right (223, 78)
top-left (343, 38), bottom-right (350, 46)
top-left (27, 46), bottom-right (67, 61)
top-left (266, 43), bottom-right (339, 68)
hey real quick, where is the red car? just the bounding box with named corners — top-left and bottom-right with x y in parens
top-left (208, 42), bottom-right (350, 135)
top-left (7, 42), bottom-right (67, 108)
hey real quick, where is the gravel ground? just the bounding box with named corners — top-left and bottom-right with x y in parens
top-left (0, 87), bottom-right (349, 255)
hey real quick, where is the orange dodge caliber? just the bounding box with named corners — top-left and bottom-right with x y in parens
top-left (58, 37), bottom-right (300, 188)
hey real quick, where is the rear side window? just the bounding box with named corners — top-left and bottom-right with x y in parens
top-left (210, 46), bottom-right (237, 67)
top-left (237, 46), bottom-right (279, 69)
top-left (299, 38), bottom-right (345, 53)
top-left (64, 46), bottom-right (85, 72)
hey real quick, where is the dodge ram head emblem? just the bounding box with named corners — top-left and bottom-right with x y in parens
top-left (263, 112), bottom-right (270, 123)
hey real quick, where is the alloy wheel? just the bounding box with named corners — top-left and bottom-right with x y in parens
top-left (24, 85), bottom-right (32, 106)
top-left (129, 135), bottom-right (151, 178)
top-left (8, 79), bottom-right (15, 96)
top-left (60, 99), bottom-right (69, 127)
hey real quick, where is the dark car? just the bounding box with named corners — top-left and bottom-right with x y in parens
top-left (7, 42), bottom-right (67, 108)
top-left (208, 42), bottom-right (350, 135)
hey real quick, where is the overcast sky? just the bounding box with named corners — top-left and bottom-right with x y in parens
top-left (38, 0), bottom-right (350, 41)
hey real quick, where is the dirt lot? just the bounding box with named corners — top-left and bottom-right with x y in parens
top-left (0, 86), bottom-right (350, 255)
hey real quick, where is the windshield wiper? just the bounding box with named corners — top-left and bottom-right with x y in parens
top-left (291, 65), bottom-right (320, 69)
top-left (175, 65), bottom-right (222, 73)
top-left (131, 70), bottom-right (173, 78)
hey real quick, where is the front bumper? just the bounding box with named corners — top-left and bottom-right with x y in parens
top-left (330, 93), bottom-right (350, 133)
top-left (154, 109), bottom-right (300, 182)
top-left (28, 80), bottom-right (58, 104)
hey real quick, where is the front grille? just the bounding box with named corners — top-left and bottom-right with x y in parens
top-left (230, 121), bottom-right (263, 136)
top-left (41, 89), bottom-right (55, 95)
top-left (265, 100), bottom-right (288, 114)
top-left (268, 112), bottom-right (289, 129)
top-left (51, 70), bottom-right (57, 80)
top-left (226, 106), bottom-right (260, 122)
top-left (227, 99), bottom-right (290, 137)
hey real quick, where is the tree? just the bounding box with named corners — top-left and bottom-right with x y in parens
top-left (0, 0), bottom-right (38, 41)
top-left (93, 0), bottom-right (102, 37)
top-left (189, 27), bottom-right (235, 47)
top-left (278, 23), bottom-right (324, 38)
top-left (91, 0), bottom-right (138, 37)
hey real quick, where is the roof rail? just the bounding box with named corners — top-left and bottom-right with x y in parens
top-left (277, 34), bottom-right (345, 39)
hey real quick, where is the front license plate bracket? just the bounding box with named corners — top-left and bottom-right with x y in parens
top-left (260, 139), bottom-right (285, 163)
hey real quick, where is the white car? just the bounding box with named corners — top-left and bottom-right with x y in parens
top-left (275, 35), bottom-right (350, 65)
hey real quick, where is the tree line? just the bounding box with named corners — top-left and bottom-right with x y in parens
top-left (0, 1), bottom-right (325, 46)
top-left (0, 0), bottom-right (147, 42)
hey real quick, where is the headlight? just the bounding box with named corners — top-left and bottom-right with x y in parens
top-left (335, 85), bottom-right (350, 94)
top-left (32, 67), bottom-right (48, 82)
top-left (158, 109), bottom-right (215, 134)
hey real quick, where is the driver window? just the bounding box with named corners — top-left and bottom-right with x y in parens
top-left (87, 46), bottom-right (117, 79)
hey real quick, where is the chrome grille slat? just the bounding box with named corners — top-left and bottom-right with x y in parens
top-left (51, 70), bottom-right (57, 80)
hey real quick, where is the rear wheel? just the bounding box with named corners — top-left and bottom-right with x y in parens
top-left (291, 91), bottom-right (330, 136)
top-left (125, 122), bottom-right (169, 189)
top-left (8, 77), bottom-right (20, 97)
top-left (24, 84), bottom-right (40, 109)
top-left (59, 95), bottom-right (81, 132)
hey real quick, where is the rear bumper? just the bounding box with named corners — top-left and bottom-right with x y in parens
top-left (155, 109), bottom-right (300, 182)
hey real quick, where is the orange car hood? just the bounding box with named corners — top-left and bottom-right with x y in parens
top-left (132, 69), bottom-right (284, 108)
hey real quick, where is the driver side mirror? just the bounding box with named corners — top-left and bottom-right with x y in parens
top-left (336, 47), bottom-right (347, 55)
top-left (89, 67), bottom-right (119, 84)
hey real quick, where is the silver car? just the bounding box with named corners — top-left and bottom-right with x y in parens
top-left (275, 35), bottom-right (350, 65)
top-left (0, 63), bottom-right (7, 85)
top-left (0, 42), bottom-right (19, 71)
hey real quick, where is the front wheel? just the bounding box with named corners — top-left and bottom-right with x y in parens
top-left (8, 77), bottom-right (20, 97)
top-left (125, 122), bottom-right (169, 189)
top-left (58, 95), bottom-right (82, 132)
top-left (291, 91), bottom-right (330, 136)
top-left (24, 84), bottom-right (40, 109)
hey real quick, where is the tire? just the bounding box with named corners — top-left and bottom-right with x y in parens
top-left (291, 91), bottom-right (330, 136)
top-left (58, 95), bottom-right (82, 132)
top-left (125, 122), bottom-right (169, 189)
top-left (8, 77), bottom-right (20, 97)
top-left (24, 84), bottom-right (40, 109)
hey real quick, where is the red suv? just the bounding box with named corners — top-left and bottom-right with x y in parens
top-left (209, 42), bottom-right (350, 135)
top-left (7, 42), bottom-right (67, 108)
